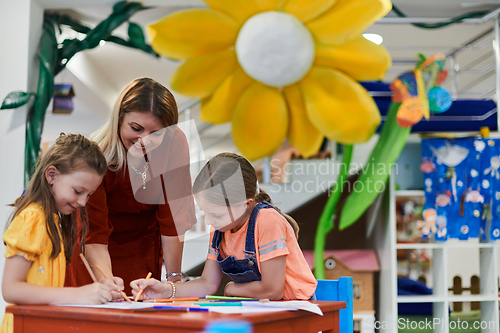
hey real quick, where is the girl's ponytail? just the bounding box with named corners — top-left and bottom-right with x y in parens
top-left (255, 188), bottom-right (300, 240)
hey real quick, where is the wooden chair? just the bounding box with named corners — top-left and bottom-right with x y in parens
top-left (315, 277), bottom-right (353, 332)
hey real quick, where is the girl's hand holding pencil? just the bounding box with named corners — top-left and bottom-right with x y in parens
top-left (73, 282), bottom-right (114, 305)
top-left (79, 253), bottom-right (129, 302)
top-left (130, 278), bottom-right (171, 301)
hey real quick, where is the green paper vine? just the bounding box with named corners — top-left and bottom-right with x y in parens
top-left (0, 1), bottom-right (157, 185)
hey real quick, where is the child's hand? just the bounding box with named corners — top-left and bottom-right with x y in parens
top-left (99, 276), bottom-right (124, 301)
top-left (111, 276), bottom-right (124, 291)
top-left (224, 281), bottom-right (235, 297)
top-left (76, 282), bottom-right (113, 304)
top-left (98, 277), bottom-right (125, 301)
top-left (130, 278), bottom-right (169, 300)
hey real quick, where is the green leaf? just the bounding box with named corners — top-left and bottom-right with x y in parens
top-left (128, 22), bottom-right (146, 49)
top-left (112, 1), bottom-right (128, 13)
top-left (338, 102), bottom-right (410, 230)
top-left (1, 91), bottom-right (34, 110)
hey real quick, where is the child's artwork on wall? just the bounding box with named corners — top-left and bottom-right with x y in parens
top-left (420, 137), bottom-right (500, 241)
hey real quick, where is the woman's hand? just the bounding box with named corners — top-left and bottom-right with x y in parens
top-left (75, 282), bottom-right (113, 304)
top-left (130, 278), bottom-right (171, 300)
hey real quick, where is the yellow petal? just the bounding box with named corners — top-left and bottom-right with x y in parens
top-left (306, 0), bottom-right (391, 45)
top-left (204, 0), bottom-right (261, 25)
top-left (284, 0), bottom-right (335, 23)
top-left (299, 67), bottom-right (380, 144)
top-left (171, 49), bottom-right (237, 98)
top-left (257, 0), bottom-right (286, 11)
top-left (200, 66), bottom-right (254, 124)
top-left (232, 82), bottom-right (288, 161)
top-left (314, 36), bottom-right (392, 81)
top-left (147, 9), bottom-right (238, 59)
top-left (283, 84), bottom-right (323, 158)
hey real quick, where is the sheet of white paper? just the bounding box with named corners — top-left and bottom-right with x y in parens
top-left (55, 300), bottom-right (322, 315)
top-left (241, 301), bottom-right (323, 316)
top-left (55, 302), bottom-right (156, 310)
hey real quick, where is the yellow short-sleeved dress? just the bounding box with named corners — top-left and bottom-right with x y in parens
top-left (1, 203), bottom-right (65, 333)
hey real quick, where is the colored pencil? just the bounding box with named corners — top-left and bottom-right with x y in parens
top-left (205, 295), bottom-right (253, 300)
top-left (153, 305), bottom-right (209, 312)
top-left (134, 272), bottom-right (152, 302)
top-left (194, 302), bottom-right (242, 307)
top-left (79, 253), bottom-right (98, 282)
top-left (94, 265), bottom-right (132, 303)
top-left (134, 307), bottom-right (187, 312)
top-left (150, 297), bottom-right (200, 303)
top-left (208, 299), bottom-right (261, 303)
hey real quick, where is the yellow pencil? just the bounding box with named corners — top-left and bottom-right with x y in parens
top-left (134, 272), bottom-right (152, 302)
top-left (94, 265), bottom-right (132, 303)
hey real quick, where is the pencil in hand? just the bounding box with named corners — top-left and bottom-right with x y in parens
top-left (79, 253), bottom-right (98, 283)
top-left (94, 265), bottom-right (132, 303)
top-left (134, 272), bottom-right (152, 302)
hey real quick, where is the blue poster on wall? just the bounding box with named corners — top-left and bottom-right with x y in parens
top-left (421, 137), bottom-right (500, 241)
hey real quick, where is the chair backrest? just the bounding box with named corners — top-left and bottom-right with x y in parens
top-left (315, 277), bottom-right (353, 333)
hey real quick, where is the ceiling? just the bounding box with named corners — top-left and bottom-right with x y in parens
top-left (41, 0), bottom-right (500, 159)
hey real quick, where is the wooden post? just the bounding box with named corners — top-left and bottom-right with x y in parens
top-left (452, 276), bottom-right (463, 312)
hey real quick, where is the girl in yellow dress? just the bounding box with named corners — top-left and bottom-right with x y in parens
top-left (1, 134), bottom-right (117, 333)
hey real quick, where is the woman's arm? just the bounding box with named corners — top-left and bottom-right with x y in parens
top-left (2, 256), bottom-right (113, 305)
top-left (131, 259), bottom-right (223, 299)
top-left (161, 235), bottom-right (184, 282)
top-left (224, 255), bottom-right (286, 300)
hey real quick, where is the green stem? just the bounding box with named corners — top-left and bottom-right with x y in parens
top-left (313, 144), bottom-right (353, 279)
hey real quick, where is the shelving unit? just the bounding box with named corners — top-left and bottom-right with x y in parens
top-left (371, 140), bottom-right (500, 333)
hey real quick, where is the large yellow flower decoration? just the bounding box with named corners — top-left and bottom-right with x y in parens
top-left (147, 0), bottom-right (392, 160)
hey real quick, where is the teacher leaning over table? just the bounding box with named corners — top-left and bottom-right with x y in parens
top-left (65, 77), bottom-right (197, 297)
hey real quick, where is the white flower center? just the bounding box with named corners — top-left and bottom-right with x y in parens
top-left (235, 11), bottom-right (315, 87)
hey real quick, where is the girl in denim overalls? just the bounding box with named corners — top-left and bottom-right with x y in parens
top-left (131, 153), bottom-right (317, 301)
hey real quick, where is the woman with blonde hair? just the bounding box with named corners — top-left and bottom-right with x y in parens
top-left (65, 78), bottom-right (197, 296)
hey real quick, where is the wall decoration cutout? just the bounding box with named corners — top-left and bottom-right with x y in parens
top-left (421, 137), bottom-right (500, 241)
top-left (52, 84), bottom-right (75, 114)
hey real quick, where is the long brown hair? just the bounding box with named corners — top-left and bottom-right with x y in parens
top-left (193, 153), bottom-right (299, 238)
top-left (7, 133), bottom-right (107, 261)
top-left (92, 77), bottom-right (178, 171)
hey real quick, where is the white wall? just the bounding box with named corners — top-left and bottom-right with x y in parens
top-left (0, 0), bottom-right (44, 311)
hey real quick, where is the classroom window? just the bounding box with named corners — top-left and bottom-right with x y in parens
top-left (353, 283), bottom-right (361, 300)
top-left (353, 319), bottom-right (361, 333)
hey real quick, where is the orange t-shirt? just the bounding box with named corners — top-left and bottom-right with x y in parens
top-left (207, 208), bottom-right (317, 300)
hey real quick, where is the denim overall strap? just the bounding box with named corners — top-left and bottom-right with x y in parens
top-left (211, 229), bottom-right (223, 253)
top-left (211, 201), bottom-right (275, 255)
top-left (210, 202), bottom-right (278, 284)
top-left (244, 201), bottom-right (273, 257)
